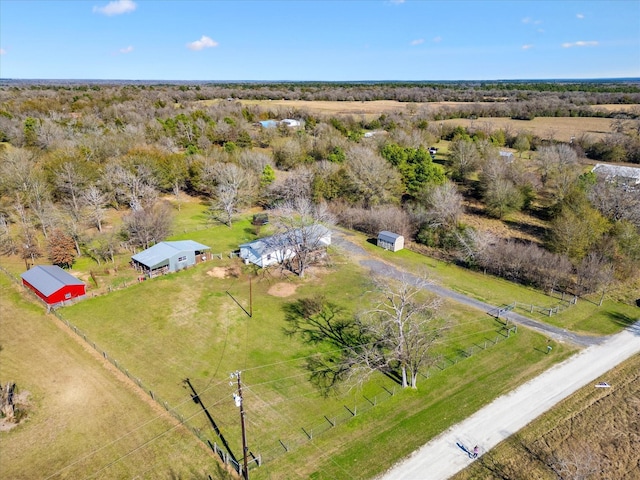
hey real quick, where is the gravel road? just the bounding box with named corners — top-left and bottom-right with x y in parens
top-left (331, 230), bottom-right (640, 480)
top-left (377, 322), bottom-right (640, 480)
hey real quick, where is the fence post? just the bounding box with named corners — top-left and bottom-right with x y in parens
top-left (279, 439), bottom-right (289, 452)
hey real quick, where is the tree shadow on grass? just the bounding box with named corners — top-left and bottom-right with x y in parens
top-left (283, 295), bottom-right (401, 394)
top-left (607, 311), bottom-right (639, 329)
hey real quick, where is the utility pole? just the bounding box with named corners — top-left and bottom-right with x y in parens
top-left (232, 371), bottom-right (249, 480)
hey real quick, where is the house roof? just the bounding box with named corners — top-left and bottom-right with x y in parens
top-left (240, 225), bottom-right (330, 257)
top-left (21, 265), bottom-right (85, 296)
top-left (378, 231), bottom-right (403, 242)
top-left (591, 163), bottom-right (640, 183)
top-left (131, 240), bottom-right (210, 269)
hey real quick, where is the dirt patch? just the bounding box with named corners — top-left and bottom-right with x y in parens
top-left (267, 282), bottom-right (299, 297)
top-left (206, 267), bottom-right (229, 278)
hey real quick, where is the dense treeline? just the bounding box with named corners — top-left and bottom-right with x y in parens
top-left (0, 83), bottom-right (639, 300)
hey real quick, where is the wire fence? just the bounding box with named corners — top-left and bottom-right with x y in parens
top-left (257, 321), bottom-right (518, 464)
top-left (2, 265), bottom-right (522, 471)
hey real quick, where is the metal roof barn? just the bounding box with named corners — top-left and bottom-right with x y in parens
top-left (20, 265), bottom-right (86, 306)
top-left (131, 240), bottom-right (211, 277)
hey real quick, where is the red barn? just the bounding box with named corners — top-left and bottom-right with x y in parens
top-left (20, 265), bottom-right (86, 306)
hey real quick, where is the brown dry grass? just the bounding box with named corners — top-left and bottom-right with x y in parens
top-left (452, 354), bottom-right (640, 480)
top-left (232, 99), bottom-right (639, 143)
top-left (0, 276), bottom-right (227, 480)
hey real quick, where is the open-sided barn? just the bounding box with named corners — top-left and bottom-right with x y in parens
top-left (20, 265), bottom-right (86, 306)
top-left (131, 240), bottom-right (211, 277)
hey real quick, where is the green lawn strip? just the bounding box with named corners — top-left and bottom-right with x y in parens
top-left (0, 275), bottom-right (227, 480)
top-left (337, 229), bottom-right (634, 336)
top-left (252, 328), bottom-right (578, 480)
top-left (451, 354), bottom-right (640, 480)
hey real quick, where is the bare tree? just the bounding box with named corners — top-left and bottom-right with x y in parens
top-left (122, 201), bottom-right (173, 250)
top-left (448, 138), bottom-right (480, 181)
top-left (209, 163), bottom-right (253, 227)
top-left (535, 144), bottom-right (580, 202)
top-left (547, 442), bottom-right (603, 480)
top-left (82, 185), bottom-right (107, 232)
top-left (420, 180), bottom-right (464, 229)
top-left (54, 161), bottom-right (88, 220)
top-left (358, 275), bottom-right (447, 389)
top-left (0, 214), bottom-right (16, 255)
top-left (345, 145), bottom-right (402, 208)
top-left (271, 196), bottom-right (335, 277)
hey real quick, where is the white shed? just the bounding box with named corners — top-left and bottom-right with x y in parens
top-left (377, 231), bottom-right (404, 252)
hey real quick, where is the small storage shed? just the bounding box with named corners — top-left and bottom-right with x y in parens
top-left (131, 240), bottom-right (211, 277)
top-left (377, 231), bottom-right (404, 252)
top-left (21, 265), bottom-right (86, 306)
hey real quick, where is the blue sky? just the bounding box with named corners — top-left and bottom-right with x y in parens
top-left (1, 0), bottom-right (638, 81)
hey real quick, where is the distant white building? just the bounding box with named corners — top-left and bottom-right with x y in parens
top-left (591, 163), bottom-right (640, 188)
top-left (280, 118), bottom-right (301, 128)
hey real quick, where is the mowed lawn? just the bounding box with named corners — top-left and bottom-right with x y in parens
top-left (55, 217), bottom-right (584, 479)
top-left (0, 275), bottom-right (230, 480)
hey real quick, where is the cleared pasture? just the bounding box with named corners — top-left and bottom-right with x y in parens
top-left (0, 275), bottom-right (228, 480)
top-left (54, 217), bottom-right (585, 479)
top-left (233, 99), bottom-right (637, 142)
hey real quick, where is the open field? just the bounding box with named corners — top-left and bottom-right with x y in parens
top-left (451, 353), bottom-right (640, 480)
top-left (0, 275), bottom-right (228, 480)
top-left (232, 99), bottom-right (637, 142)
top-left (2, 204), bottom-right (637, 478)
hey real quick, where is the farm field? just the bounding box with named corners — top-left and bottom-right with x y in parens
top-left (0, 275), bottom-right (229, 480)
top-left (451, 353), bottom-right (640, 480)
top-left (234, 99), bottom-right (637, 142)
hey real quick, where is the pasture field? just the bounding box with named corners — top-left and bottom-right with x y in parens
top-left (233, 99), bottom-right (637, 142)
top-left (451, 354), bottom-right (640, 480)
top-left (0, 275), bottom-right (229, 480)
top-left (2, 202), bottom-right (635, 478)
top-left (52, 217), bottom-right (585, 479)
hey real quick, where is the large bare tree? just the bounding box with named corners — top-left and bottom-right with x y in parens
top-left (357, 275), bottom-right (447, 389)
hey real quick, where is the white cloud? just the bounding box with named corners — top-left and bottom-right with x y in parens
top-left (0, 48), bottom-right (6, 55)
top-left (562, 40), bottom-right (598, 48)
top-left (432, 36), bottom-right (442, 43)
top-left (576, 13), bottom-right (585, 19)
top-left (93, 0), bottom-right (136, 16)
top-left (119, 45), bottom-right (134, 54)
top-left (522, 44), bottom-right (534, 50)
top-left (389, 0), bottom-right (405, 4)
top-left (410, 38), bottom-right (424, 46)
top-left (187, 35), bottom-right (219, 51)
top-left (522, 17), bottom-right (542, 25)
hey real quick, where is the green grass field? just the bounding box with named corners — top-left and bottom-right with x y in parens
top-left (2, 202), bottom-right (635, 479)
top-left (0, 275), bottom-right (230, 480)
